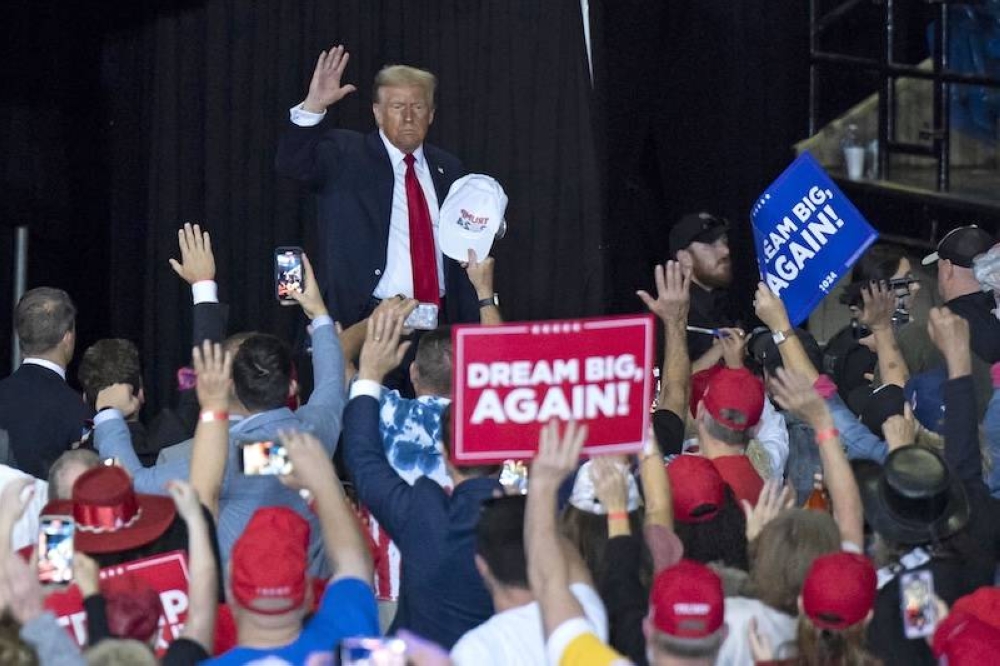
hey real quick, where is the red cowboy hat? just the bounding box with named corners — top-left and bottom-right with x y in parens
top-left (41, 466), bottom-right (176, 554)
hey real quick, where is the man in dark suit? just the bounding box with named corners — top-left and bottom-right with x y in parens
top-left (276, 45), bottom-right (481, 328)
top-left (0, 287), bottom-right (91, 478)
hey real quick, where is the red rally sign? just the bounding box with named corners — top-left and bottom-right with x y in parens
top-left (452, 315), bottom-right (655, 463)
top-left (44, 551), bottom-right (192, 655)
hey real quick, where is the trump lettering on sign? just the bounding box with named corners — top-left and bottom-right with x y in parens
top-left (451, 315), bottom-right (655, 464)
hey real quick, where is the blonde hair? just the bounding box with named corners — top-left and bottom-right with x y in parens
top-left (85, 639), bottom-right (157, 666)
top-left (373, 65), bottom-right (436, 107)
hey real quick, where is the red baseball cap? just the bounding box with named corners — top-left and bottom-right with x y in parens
top-left (711, 455), bottom-right (764, 507)
top-left (666, 455), bottom-right (726, 524)
top-left (649, 560), bottom-right (724, 638)
top-left (691, 366), bottom-right (764, 431)
top-left (231, 507), bottom-right (309, 614)
top-left (802, 552), bottom-right (876, 630)
top-left (933, 587), bottom-right (1000, 663)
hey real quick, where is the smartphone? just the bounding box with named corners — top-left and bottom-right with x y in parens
top-left (403, 302), bottom-right (439, 331)
top-left (900, 570), bottom-right (937, 639)
top-left (37, 516), bottom-right (74, 585)
top-left (340, 637), bottom-right (407, 666)
top-left (274, 247), bottom-right (305, 302)
top-left (238, 439), bottom-right (293, 476)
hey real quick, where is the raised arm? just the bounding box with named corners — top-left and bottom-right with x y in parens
top-left (858, 282), bottom-right (909, 387)
top-left (526, 420), bottom-right (590, 638)
top-left (281, 430), bottom-right (373, 583)
top-left (167, 480), bottom-right (218, 653)
top-left (638, 261), bottom-right (692, 421)
top-left (770, 368), bottom-right (864, 549)
top-left (927, 307), bottom-right (982, 487)
top-left (465, 250), bottom-right (503, 325)
top-left (286, 253), bottom-right (346, 451)
top-left (341, 306), bottom-right (419, 536)
top-left (275, 45), bottom-right (356, 184)
top-left (188, 340), bottom-right (233, 520)
top-left (753, 283), bottom-right (818, 383)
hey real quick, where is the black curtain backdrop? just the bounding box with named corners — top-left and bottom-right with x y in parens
top-left (101, 0), bottom-right (604, 411)
top-left (3, 1), bottom-right (816, 413)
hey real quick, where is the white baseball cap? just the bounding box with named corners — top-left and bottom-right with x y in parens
top-left (438, 174), bottom-right (508, 262)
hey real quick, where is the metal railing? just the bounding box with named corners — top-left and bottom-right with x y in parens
top-left (809, 0), bottom-right (1000, 193)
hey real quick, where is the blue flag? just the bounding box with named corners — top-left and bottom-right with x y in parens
top-left (750, 152), bottom-right (878, 326)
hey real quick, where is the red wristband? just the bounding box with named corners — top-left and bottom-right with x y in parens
top-left (607, 511), bottom-right (629, 522)
top-left (199, 410), bottom-right (229, 423)
top-left (815, 428), bottom-right (840, 444)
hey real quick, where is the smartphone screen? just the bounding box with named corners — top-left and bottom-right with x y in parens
top-left (340, 637), bottom-right (407, 666)
top-left (239, 440), bottom-right (292, 476)
top-left (900, 570), bottom-right (937, 639)
top-left (37, 516), bottom-right (74, 585)
top-left (275, 247), bottom-right (304, 301)
top-left (402, 302), bottom-right (439, 331)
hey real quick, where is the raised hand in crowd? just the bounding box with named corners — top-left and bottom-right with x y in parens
top-left (590, 456), bottom-right (631, 538)
top-left (167, 479), bottom-right (218, 654)
top-left (882, 403), bottom-right (917, 451)
top-left (337, 296), bottom-right (416, 370)
top-left (73, 553), bottom-right (101, 599)
top-left (637, 260), bottom-right (691, 324)
top-left (283, 252), bottom-right (329, 320)
top-left (95, 382), bottom-right (141, 420)
top-left (718, 327), bottom-right (747, 369)
top-left (857, 281), bottom-right (896, 332)
top-left (465, 249), bottom-right (502, 325)
top-left (169, 222), bottom-right (216, 285)
top-left (526, 420), bottom-right (589, 635)
top-left (769, 368), bottom-right (864, 548)
top-left (859, 281), bottom-right (909, 386)
top-left (279, 430), bottom-right (372, 582)
top-left (358, 308), bottom-right (413, 384)
top-left (753, 283), bottom-right (818, 383)
top-left (742, 479), bottom-right (793, 542)
top-left (0, 478), bottom-right (86, 666)
top-left (927, 306), bottom-right (972, 378)
top-left (753, 282), bottom-right (791, 334)
top-left (641, 261), bottom-right (692, 418)
top-left (189, 340), bottom-right (232, 519)
top-left (303, 44), bottom-right (357, 113)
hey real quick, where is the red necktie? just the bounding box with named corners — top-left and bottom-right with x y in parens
top-left (404, 154), bottom-right (441, 305)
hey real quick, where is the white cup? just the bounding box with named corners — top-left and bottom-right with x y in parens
top-left (844, 146), bottom-right (866, 181)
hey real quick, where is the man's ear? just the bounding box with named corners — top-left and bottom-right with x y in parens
top-left (474, 553), bottom-right (490, 581)
top-left (372, 102), bottom-right (383, 128)
top-left (409, 362), bottom-right (420, 391)
top-left (676, 249), bottom-right (693, 273)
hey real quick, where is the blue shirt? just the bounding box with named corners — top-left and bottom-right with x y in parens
top-left (203, 577), bottom-right (378, 665)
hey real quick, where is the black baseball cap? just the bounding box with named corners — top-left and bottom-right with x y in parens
top-left (922, 225), bottom-right (994, 268)
top-left (669, 212), bottom-right (730, 256)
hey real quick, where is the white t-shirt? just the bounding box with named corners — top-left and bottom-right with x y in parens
top-left (716, 596), bottom-right (797, 666)
top-left (451, 583), bottom-right (608, 666)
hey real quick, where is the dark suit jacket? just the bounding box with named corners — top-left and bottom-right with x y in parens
top-left (276, 124), bottom-right (479, 327)
top-left (0, 364), bottom-right (91, 479)
top-left (341, 394), bottom-right (499, 649)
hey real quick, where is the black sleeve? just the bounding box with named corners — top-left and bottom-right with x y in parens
top-left (83, 594), bottom-right (110, 646)
top-left (943, 375), bottom-right (982, 488)
top-left (652, 409), bottom-right (685, 457)
top-left (192, 302), bottom-right (227, 347)
top-left (598, 535), bottom-right (649, 666)
top-left (161, 637), bottom-right (211, 666)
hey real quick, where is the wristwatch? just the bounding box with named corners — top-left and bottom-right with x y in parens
top-left (478, 293), bottom-right (500, 308)
top-left (772, 329), bottom-right (794, 346)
